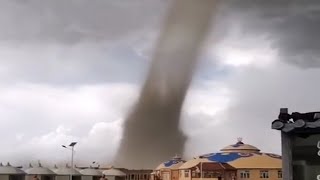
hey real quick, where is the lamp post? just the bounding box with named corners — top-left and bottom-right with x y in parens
top-left (200, 162), bottom-right (203, 180)
top-left (62, 142), bottom-right (77, 180)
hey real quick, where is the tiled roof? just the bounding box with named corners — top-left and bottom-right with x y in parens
top-left (272, 108), bottom-right (320, 133)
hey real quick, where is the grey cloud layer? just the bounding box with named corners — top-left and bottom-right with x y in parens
top-left (0, 0), bottom-right (168, 85)
top-left (216, 0), bottom-right (320, 68)
top-left (0, 0), bottom-right (168, 43)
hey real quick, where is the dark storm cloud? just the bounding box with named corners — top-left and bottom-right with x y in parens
top-left (0, 44), bottom-right (148, 85)
top-left (0, 0), bottom-right (169, 85)
top-left (0, 0), bottom-right (168, 43)
top-left (218, 0), bottom-right (320, 68)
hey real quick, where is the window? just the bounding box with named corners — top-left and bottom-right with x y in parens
top-left (144, 174), bottom-right (147, 179)
top-left (278, 170), bottom-right (282, 178)
top-left (260, 170), bottom-right (269, 179)
top-left (240, 170), bottom-right (250, 178)
top-left (191, 170), bottom-right (196, 177)
top-left (184, 170), bottom-right (189, 178)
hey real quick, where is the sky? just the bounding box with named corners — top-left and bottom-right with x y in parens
top-left (0, 0), bottom-right (320, 168)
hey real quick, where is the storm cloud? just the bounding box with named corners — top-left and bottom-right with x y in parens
top-left (0, 0), bottom-right (319, 169)
top-left (217, 0), bottom-right (320, 68)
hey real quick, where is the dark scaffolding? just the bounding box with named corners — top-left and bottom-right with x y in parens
top-left (272, 108), bottom-right (320, 180)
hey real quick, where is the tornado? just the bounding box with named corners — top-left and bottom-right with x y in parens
top-left (114, 0), bottom-right (219, 169)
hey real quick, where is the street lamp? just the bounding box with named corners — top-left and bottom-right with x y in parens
top-left (62, 142), bottom-right (77, 180)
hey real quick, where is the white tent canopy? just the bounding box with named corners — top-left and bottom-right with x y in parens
top-left (0, 163), bottom-right (26, 175)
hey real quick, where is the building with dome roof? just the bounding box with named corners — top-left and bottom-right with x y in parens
top-left (177, 138), bottom-right (282, 180)
top-left (152, 155), bottom-right (186, 180)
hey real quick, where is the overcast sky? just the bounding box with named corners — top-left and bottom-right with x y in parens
top-left (0, 0), bottom-right (320, 168)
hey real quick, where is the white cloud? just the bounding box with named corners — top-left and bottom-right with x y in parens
top-left (0, 82), bottom-right (138, 165)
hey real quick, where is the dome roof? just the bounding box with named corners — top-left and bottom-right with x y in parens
top-left (80, 168), bottom-right (103, 176)
top-left (179, 138), bottom-right (281, 170)
top-left (102, 168), bottom-right (126, 177)
top-left (155, 155), bottom-right (186, 170)
top-left (0, 163), bottom-right (26, 175)
top-left (220, 138), bottom-right (260, 153)
top-left (25, 163), bottom-right (56, 175)
top-left (54, 164), bottom-right (82, 176)
top-left (180, 152), bottom-right (281, 169)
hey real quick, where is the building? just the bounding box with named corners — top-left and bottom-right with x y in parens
top-left (102, 167), bottom-right (126, 180)
top-left (0, 162), bottom-right (152, 180)
top-left (54, 164), bottom-right (82, 180)
top-left (79, 167), bottom-right (103, 180)
top-left (152, 155), bottom-right (186, 180)
top-left (0, 163), bottom-right (25, 180)
top-left (155, 138), bottom-right (282, 180)
top-left (121, 169), bottom-right (152, 180)
top-left (75, 166), bottom-right (152, 180)
top-left (24, 163), bottom-right (56, 180)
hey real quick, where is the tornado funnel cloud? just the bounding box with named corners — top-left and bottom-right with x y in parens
top-left (114, 0), bottom-right (219, 169)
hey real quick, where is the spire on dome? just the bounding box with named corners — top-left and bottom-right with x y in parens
top-left (236, 137), bottom-right (244, 145)
top-left (172, 154), bottom-right (181, 160)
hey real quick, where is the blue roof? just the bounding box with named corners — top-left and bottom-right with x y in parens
top-left (163, 159), bottom-right (184, 167)
top-left (199, 152), bottom-right (281, 163)
top-left (200, 153), bottom-right (251, 163)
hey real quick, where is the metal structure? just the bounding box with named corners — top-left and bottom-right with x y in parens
top-left (272, 108), bottom-right (320, 180)
top-left (62, 142), bottom-right (77, 180)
